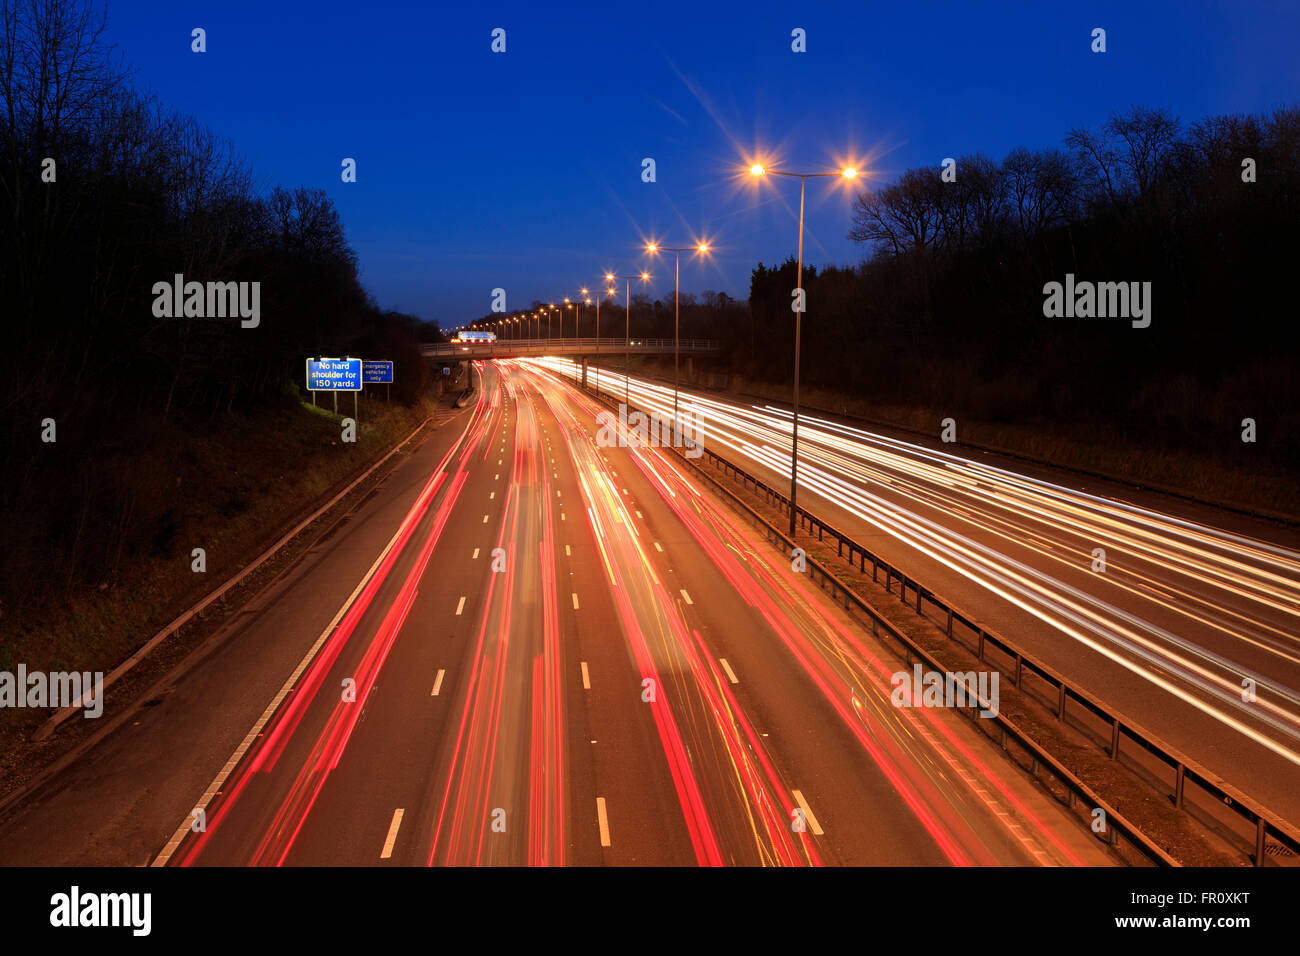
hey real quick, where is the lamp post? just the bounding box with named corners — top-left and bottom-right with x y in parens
top-left (605, 271), bottom-right (650, 407)
top-left (644, 241), bottom-right (709, 426)
top-left (581, 288), bottom-right (598, 390)
top-left (749, 161), bottom-right (858, 537)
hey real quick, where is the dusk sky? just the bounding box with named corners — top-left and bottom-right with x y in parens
top-left (104, 0), bottom-right (1300, 327)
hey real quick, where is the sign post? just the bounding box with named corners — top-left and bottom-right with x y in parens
top-left (362, 360), bottom-right (394, 404)
top-left (305, 357), bottom-right (363, 420)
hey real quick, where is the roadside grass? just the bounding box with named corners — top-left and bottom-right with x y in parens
top-left (0, 389), bottom-right (435, 749)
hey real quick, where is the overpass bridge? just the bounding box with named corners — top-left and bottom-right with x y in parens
top-left (422, 336), bottom-right (719, 361)
top-left (423, 337), bottom-right (721, 388)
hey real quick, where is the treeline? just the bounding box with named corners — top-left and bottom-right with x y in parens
top-left (0, 0), bottom-right (435, 610)
top-left (745, 105), bottom-right (1299, 476)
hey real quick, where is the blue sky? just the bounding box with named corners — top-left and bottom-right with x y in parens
top-left (103, 0), bottom-right (1300, 326)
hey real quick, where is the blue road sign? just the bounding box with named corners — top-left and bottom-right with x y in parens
top-left (363, 360), bottom-right (394, 384)
top-left (306, 357), bottom-right (362, 391)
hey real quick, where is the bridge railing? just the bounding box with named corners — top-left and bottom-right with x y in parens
top-left (422, 337), bottom-right (718, 357)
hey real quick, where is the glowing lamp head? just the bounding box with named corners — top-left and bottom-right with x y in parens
top-left (697, 243), bottom-right (709, 253)
top-left (750, 164), bottom-right (765, 176)
top-left (640, 272), bottom-right (649, 280)
top-left (646, 243), bottom-right (658, 253)
top-left (841, 167), bottom-right (858, 179)
top-left (605, 273), bottom-right (614, 281)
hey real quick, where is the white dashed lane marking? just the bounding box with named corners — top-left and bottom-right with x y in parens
top-left (380, 809), bottom-right (405, 859)
top-left (792, 790), bottom-right (824, 835)
top-left (596, 798), bottom-right (611, 847)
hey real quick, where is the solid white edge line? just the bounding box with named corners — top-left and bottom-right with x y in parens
top-left (150, 475), bottom-right (425, 866)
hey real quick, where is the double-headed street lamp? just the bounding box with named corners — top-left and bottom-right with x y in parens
top-left (644, 241), bottom-right (709, 426)
top-left (605, 271), bottom-right (650, 406)
top-left (750, 161), bottom-right (858, 537)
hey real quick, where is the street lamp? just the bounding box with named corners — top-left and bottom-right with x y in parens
top-left (606, 271), bottom-right (650, 407)
top-left (644, 240), bottom-right (710, 426)
top-left (749, 160), bottom-right (859, 537)
top-left (577, 287), bottom-right (603, 389)
top-left (564, 299), bottom-right (577, 341)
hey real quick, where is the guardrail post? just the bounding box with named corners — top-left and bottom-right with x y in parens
top-left (946, 608), bottom-right (953, 637)
top-left (1173, 764), bottom-right (1185, 809)
top-left (977, 630), bottom-right (985, 660)
top-left (1255, 818), bottom-right (1266, 866)
top-left (1110, 718), bottom-right (1121, 759)
top-left (1014, 655), bottom-right (1023, 688)
top-left (1058, 682), bottom-right (1066, 720)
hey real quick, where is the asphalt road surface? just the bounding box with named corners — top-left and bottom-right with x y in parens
top-left (539, 359), bottom-right (1300, 829)
top-left (0, 361), bottom-right (1108, 866)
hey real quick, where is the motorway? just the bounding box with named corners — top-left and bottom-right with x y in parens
top-left (0, 360), bottom-right (1106, 866)
top-left (541, 359), bottom-right (1300, 828)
